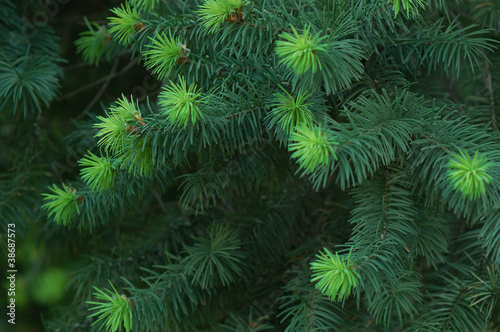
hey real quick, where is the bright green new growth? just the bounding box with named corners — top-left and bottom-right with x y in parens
top-left (143, 32), bottom-right (184, 80)
top-left (86, 281), bottom-right (133, 332)
top-left (289, 125), bottom-right (339, 173)
top-left (78, 151), bottom-right (116, 193)
top-left (94, 95), bottom-right (144, 152)
top-left (389, 0), bottom-right (426, 18)
top-left (197, 0), bottom-right (247, 34)
top-left (267, 89), bottom-right (314, 135)
top-left (275, 25), bottom-right (328, 75)
top-left (158, 77), bottom-right (204, 127)
top-left (447, 150), bottom-right (493, 200)
top-left (41, 184), bottom-right (80, 226)
top-left (108, 4), bottom-right (143, 45)
top-left (129, 0), bottom-right (159, 11)
top-left (310, 248), bottom-right (360, 302)
top-left (75, 18), bottom-right (113, 65)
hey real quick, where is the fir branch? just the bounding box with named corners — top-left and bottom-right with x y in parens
top-left (182, 223), bottom-right (247, 289)
top-left (11, 0), bottom-right (500, 330)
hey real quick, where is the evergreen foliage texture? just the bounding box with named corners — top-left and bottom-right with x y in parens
top-left (3, 0), bottom-right (500, 331)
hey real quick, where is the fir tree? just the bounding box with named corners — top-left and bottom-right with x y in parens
top-left (2, 0), bottom-right (500, 331)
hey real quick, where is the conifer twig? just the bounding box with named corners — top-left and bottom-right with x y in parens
top-left (78, 60), bottom-right (120, 119)
top-left (57, 57), bottom-right (139, 101)
top-left (484, 60), bottom-right (497, 130)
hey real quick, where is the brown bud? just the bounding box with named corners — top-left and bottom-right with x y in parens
top-left (125, 125), bottom-right (140, 135)
top-left (177, 56), bottom-right (189, 64)
top-left (103, 33), bottom-right (112, 45)
top-left (225, 8), bottom-right (243, 23)
top-left (133, 22), bottom-right (145, 32)
top-left (77, 196), bottom-right (84, 205)
top-left (225, 12), bottom-right (239, 23)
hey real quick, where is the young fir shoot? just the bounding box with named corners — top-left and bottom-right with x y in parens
top-left (267, 88), bottom-right (314, 135)
top-left (143, 32), bottom-right (185, 80)
top-left (41, 184), bottom-right (81, 226)
top-left (310, 248), bottom-right (360, 303)
top-left (78, 151), bottom-right (117, 193)
top-left (447, 150), bottom-right (493, 200)
top-left (197, 0), bottom-right (247, 34)
top-left (94, 95), bottom-right (144, 153)
top-left (275, 25), bottom-right (328, 75)
top-left (108, 4), bottom-right (143, 45)
top-left (86, 281), bottom-right (133, 332)
top-left (389, 0), bottom-right (426, 18)
top-left (288, 125), bottom-right (339, 173)
top-left (75, 18), bottom-right (113, 66)
top-left (158, 77), bottom-right (204, 128)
